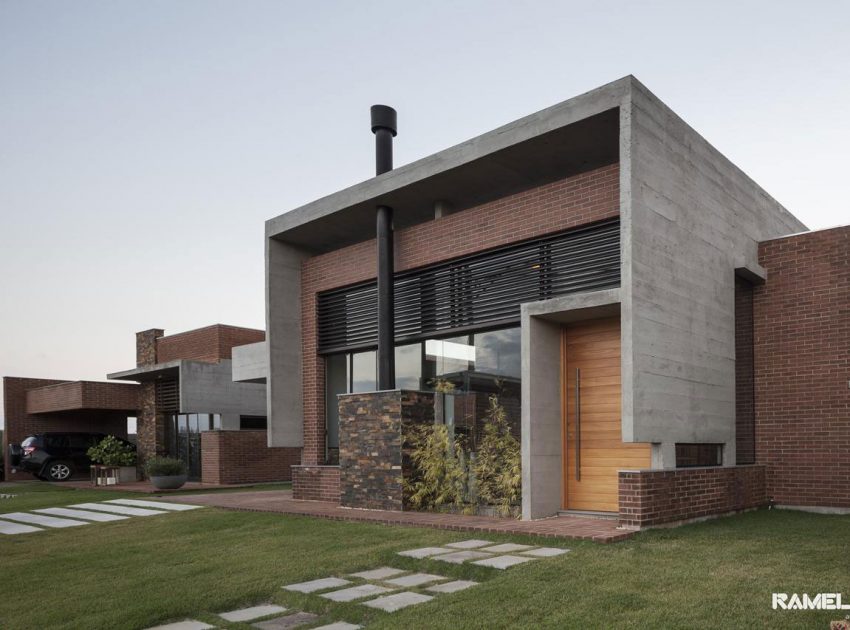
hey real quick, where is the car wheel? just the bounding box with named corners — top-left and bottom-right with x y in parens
top-left (46, 461), bottom-right (74, 482)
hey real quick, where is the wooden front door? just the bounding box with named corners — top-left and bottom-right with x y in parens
top-left (562, 316), bottom-right (650, 512)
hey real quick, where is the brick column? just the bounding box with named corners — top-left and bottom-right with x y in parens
top-left (338, 390), bottom-right (434, 511)
top-left (136, 328), bottom-right (163, 367)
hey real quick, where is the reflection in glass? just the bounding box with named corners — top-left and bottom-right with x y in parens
top-left (352, 350), bottom-right (377, 393)
top-left (325, 353), bottom-right (348, 450)
top-left (395, 343), bottom-right (422, 390)
top-left (474, 328), bottom-right (521, 378)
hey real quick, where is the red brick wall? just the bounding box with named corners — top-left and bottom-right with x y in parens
top-left (26, 381), bottom-right (140, 414)
top-left (156, 325), bottom-right (265, 364)
top-left (201, 430), bottom-right (300, 484)
top-left (3, 377), bottom-right (129, 480)
top-left (299, 162), bottom-right (621, 465)
top-left (292, 465), bottom-right (340, 502)
top-left (618, 466), bottom-right (767, 528)
top-left (754, 226), bottom-right (850, 508)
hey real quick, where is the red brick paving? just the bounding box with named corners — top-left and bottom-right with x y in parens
top-left (161, 490), bottom-right (635, 543)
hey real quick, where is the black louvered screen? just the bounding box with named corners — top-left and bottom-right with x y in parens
top-left (155, 378), bottom-right (179, 413)
top-left (317, 217), bottom-right (620, 354)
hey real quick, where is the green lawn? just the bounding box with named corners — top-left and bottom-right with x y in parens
top-left (1, 482), bottom-right (848, 629)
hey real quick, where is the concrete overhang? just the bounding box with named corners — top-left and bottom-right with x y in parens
top-left (266, 76), bottom-right (633, 253)
top-left (26, 381), bottom-right (141, 415)
top-left (232, 341), bottom-right (268, 384)
top-left (107, 360), bottom-right (181, 383)
top-left (522, 287), bottom-right (621, 324)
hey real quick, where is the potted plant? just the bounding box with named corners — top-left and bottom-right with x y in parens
top-left (144, 456), bottom-right (188, 490)
top-left (87, 435), bottom-right (138, 484)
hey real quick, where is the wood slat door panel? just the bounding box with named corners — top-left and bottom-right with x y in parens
top-left (563, 316), bottom-right (651, 512)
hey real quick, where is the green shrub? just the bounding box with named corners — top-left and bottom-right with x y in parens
top-left (404, 424), bottom-right (470, 511)
top-left (87, 435), bottom-right (137, 467)
top-left (405, 395), bottom-right (522, 517)
top-left (472, 396), bottom-right (522, 515)
top-left (144, 456), bottom-right (186, 477)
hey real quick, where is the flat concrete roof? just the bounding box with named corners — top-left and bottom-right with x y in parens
top-left (266, 76), bottom-right (632, 253)
top-left (107, 360), bottom-right (181, 382)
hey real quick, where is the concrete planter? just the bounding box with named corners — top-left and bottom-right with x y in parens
top-left (118, 466), bottom-right (138, 483)
top-left (92, 465), bottom-right (138, 486)
top-left (150, 474), bottom-right (188, 490)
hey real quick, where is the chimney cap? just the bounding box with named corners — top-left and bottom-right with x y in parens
top-left (370, 105), bottom-right (397, 136)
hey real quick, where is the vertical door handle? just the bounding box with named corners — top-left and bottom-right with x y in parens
top-left (575, 368), bottom-right (581, 481)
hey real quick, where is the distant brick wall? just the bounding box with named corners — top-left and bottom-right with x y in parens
top-left (618, 466), bottom-right (767, 528)
top-left (2, 377), bottom-right (129, 480)
top-left (26, 381), bottom-right (140, 414)
top-left (338, 390), bottom-right (434, 511)
top-left (299, 162), bottom-right (621, 466)
top-left (155, 325), bottom-right (265, 364)
top-left (292, 465), bottom-right (340, 502)
top-left (201, 430), bottom-right (300, 484)
top-left (754, 226), bottom-right (850, 508)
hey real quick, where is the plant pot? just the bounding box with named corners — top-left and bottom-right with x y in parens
top-left (118, 466), bottom-right (138, 483)
top-left (149, 474), bottom-right (187, 490)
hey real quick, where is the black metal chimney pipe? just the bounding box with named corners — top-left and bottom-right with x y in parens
top-left (371, 105), bottom-right (397, 390)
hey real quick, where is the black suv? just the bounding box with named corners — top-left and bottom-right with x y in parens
top-left (8, 432), bottom-right (135, 482)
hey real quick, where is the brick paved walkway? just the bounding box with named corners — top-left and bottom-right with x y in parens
top-left (161, 490), bottom-right (634, 543)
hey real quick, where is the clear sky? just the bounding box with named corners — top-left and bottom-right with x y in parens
top-left (1, 0), bottom-right (848, 427)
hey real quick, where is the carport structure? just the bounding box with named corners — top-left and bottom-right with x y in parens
top-left (2, 377), bottom-right (140, 480)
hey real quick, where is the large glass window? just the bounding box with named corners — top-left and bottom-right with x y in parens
top-left (164, 413), bottom-right (220, 481)
top-left (323, 326), bottom-right (522, 462)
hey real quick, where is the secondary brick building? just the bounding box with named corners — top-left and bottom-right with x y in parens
top-left (4, 324), bottom-right (300, 485)
top-left (108, 324), bottom-right (299, 483)
top-left (259, 76), bottom-right (847, 527)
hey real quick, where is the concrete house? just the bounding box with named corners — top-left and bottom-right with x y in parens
top-left (262, 76), bottom-right (848, 527)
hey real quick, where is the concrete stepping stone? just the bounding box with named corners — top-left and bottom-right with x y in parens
top-left (311, 623), bottom-right (361, 630)
top-left (69, 502), bottom-right (166, 517)
top-left (219, 604), bottom-right (287, 622)
top-left (35, 507), bottom-right (128, 522)
top-left (445, 539), bottom-right (493, 549)
top-left (472, 554), bottom-right (535, 569)
top-left (397, 547), bottom-right (452, 559)
top-left (384, 572), bottom-right (447, 588)
top-left (426, 579), bottom-right (478, 594)
top-left (480, 543), bottom-right (536, 553)
top-left (283, 577), bottom-right (350, 593)
top-left (104, 499), bottom-right (201, 511)
top-left (363, 591), bottom-right (433, 612)
top-left (320, 584), bottom-right (393, 602)
top-left (252, 611), bottom-right (317, 629)
top-left (0, 519), bottom-right (43, 535)
top-left (0, 512), bottom-right (87, 528)
top-left (350, 567), bottom-right (407, 580)
top-left (520, 547), bottom-right (570, 557)
top-left (431, 550), bottom-right (492, 564)
top-left (144, 621), bottom-right (214, 630)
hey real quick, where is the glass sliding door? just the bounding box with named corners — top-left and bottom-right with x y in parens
top-left (164, 413), bottom-right (219, 481)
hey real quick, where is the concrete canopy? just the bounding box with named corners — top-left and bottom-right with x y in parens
top-left (266, 78), bottom-right (630, 252)
top-left (106, 360), bottom-right (180, 383)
